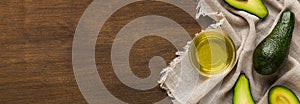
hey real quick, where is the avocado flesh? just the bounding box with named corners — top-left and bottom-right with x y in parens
top-left (233, 74), bottom-right (255, 104)
top-left (269, 86), bottom-right (300, 104)
top-left (224, 0), bottom-right (268, 18)
top-left (253, 11), bottom-right (295, 75)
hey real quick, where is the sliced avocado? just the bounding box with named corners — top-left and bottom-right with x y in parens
top-left (253, 11), bottom-right (295, 75)
top-left (224, 0), bottom-right (268, 19)
top-left (269, 85), bottom-right (300, 104)
top-left (233, 74), bottom-right (255, 104)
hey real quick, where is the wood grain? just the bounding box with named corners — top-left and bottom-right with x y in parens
top-left (0, 0), bottom-right (201, 103)
top-left (0, 0), bottom-right (91, 103)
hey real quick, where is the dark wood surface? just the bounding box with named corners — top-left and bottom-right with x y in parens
top-left (0, 0), bottom-right (201, 103)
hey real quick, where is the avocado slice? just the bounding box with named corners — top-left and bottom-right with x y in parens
top-left (253, 11), bottom-right (295, 75)
top-left (233, 74), bottom-right (255, 104)
top-left (224, 0), bottom-right (268, 19)
top-left (269, 86), bottom-right (300, 104)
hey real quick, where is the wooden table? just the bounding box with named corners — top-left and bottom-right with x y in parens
top-left (0, 0), bottom-right (202, 103)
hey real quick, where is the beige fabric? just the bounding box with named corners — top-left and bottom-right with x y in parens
top-left (159, 0), bottom-right (300, 103)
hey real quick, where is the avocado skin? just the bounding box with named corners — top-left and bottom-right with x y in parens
top-left (253, 11), bottom-right (295, 75)
top-left (268, 85), bottom-right (300, 104)
top-left (233, 74), bottom-right (255, 104)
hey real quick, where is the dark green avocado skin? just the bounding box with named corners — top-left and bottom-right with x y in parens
top-left (253, 11), bottom-right (295, 75)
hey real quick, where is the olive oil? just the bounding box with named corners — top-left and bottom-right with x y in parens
top-left (189, 29), bottom-right (236, 77)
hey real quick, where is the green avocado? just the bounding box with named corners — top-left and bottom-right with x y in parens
top-left (233, 74), bottom-right (255, 104)
top-left (253, 11), bottom-right (295, 75)
top-left (269, 86), bottom-right (300, 104)
top-left (224, 0), bottom-right (268, 19)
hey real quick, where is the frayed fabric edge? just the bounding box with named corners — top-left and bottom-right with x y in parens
top-left (158, 40), bottom-right (192, 99)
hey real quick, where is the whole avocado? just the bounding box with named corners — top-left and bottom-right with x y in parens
top-left (253, 11), bottom-right (295, 75)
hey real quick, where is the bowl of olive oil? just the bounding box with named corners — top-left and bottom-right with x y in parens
top-left (189, 29), bottom-right (236, 77)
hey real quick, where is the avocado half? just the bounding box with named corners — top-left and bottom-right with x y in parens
top-left (269, 86), bottom-right (300, 104)
top-left (233, 74), bottom-right (255, 104)
top-left (224, 0), bottom-right (268, 19)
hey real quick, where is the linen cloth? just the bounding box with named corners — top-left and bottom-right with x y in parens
top-left (159, 0), bottom-right (300, 103)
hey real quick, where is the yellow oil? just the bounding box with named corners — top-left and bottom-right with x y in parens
top-left (189, 30), bottom-right (236, 77)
